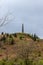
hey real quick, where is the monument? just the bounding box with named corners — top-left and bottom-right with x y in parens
top-left (22, 24), bottom-right (24, 33)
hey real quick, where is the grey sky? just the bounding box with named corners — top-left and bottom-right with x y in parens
top-left (0, 0), bottom-right (43, 38)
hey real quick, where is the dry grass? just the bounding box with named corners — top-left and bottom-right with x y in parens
top-left (0, 33), bottom-right (43, 61)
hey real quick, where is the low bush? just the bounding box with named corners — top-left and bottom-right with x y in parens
top-left (14, 33), bottom-right (17, 37)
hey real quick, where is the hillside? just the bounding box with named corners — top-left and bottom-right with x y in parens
top-left (0, 33), bottom-right (43, 65)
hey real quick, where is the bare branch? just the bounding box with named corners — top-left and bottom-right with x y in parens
top-left (0, 13), bottom-right (15, 27)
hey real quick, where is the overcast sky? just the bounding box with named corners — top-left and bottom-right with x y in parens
top-left (0, 0), bottom-right (43, 38)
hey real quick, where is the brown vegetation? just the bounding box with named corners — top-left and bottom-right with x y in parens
top-left (0, 33), bottom-right (42, 62)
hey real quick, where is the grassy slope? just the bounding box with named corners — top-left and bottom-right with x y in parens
top-left (0, 33), bottom-right (43, 61)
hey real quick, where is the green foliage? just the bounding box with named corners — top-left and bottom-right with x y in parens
top-left (9, 35), bottom-right (12, 38)
top-left (0, 35), bottom-right (6, 43)
top-left (0, 60), bottom-right (14, 65)
top-left (10, 38), bottom-right (15, 45)
top-left (7, 37), bottom-right (15, 45)
top-left (19, 36), bottom-right (24, 40)
top-left (20, 36), bottom-right (23, 40)
top-left (0, 59), bottom-right (43, 65)
top-left (33, 34), bottom-right (36, 41)
top-left (6, 33), bottom-right (9, 37)
top-left (14, 33), bottom-right (17, 37)
top-left (33, 34), bottom-right (39, 41)
top-left (28, 33), bottom-right (39, 41)
top-left (35, 60), bottom-right (43, 65)
top-left (24, 59), bottom-right (33, 65)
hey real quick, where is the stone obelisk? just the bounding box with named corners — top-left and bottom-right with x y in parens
top-left (22, 24), bottom-right (24, 33)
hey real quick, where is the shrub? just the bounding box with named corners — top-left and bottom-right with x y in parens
top-left (20, 36), bottom-right (23, 40)
top-left (28, 33), bottom-right (39, 41)
top-left (24, 59), bottom-right (33, 65)
top-left (10, 38), bottom-right (15, 45)
top-left (20, 36), bottom-right (24, 40)
top-left (1, 32), bottom-right (4, 35)
top-left (14, 33), bottom-right (17, 37)
top-left (7, 37), bottom-right (15, 45)
top-left (6, 33), bottom-right (9, 37)
top-left (1, 35), bottom-right (6, 43)
top-left (9, 35), bottom-right (12, 38)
